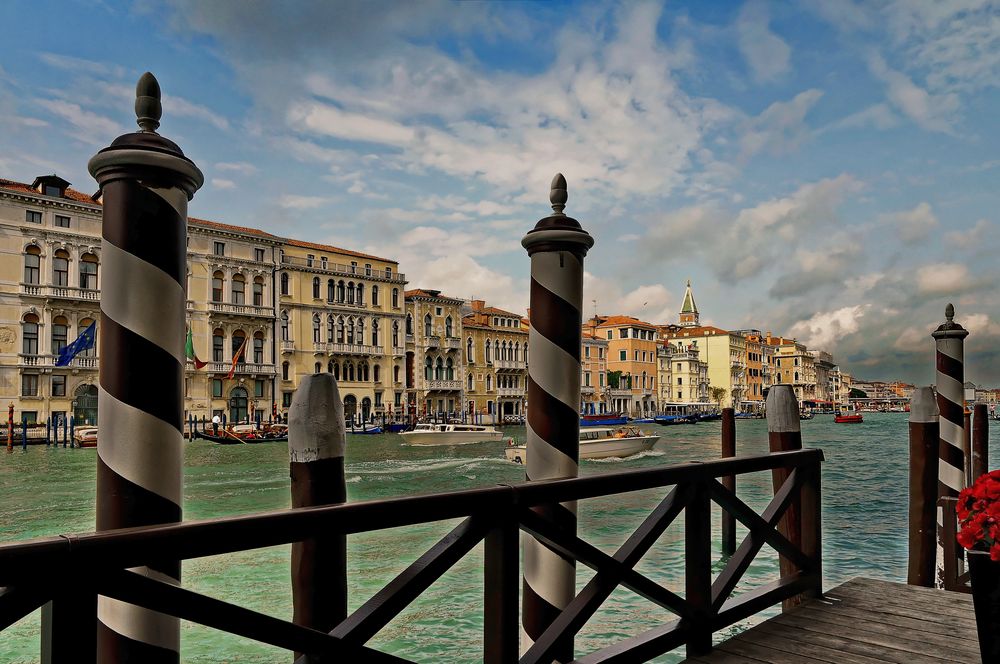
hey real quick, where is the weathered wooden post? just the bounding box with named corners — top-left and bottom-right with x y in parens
top-left (907, 387), bottom-right (939, 587)
top-left (931, 303), bottom-right (968, 586)
top-left (973, 403), bottom-right (989, 480)
top-left (88, 72), bottom-right (203, 662)
top-left (721, 407), bottom-right (736, 555)
top-left (963, 408), bottom-right (973, 485)
top-left (520, 174), bottom-right (593, 661)
top-left (765, 384), bottom-right (803, 611)
top-left (6, 402), bottom-right (12, 452)
top-left (288, 374), bottom-right (347, 660)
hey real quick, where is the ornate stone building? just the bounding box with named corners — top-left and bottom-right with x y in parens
top-left (462, 300), bottom-right (527, 422)
top-left (404, 289), bottom-right (465, 418)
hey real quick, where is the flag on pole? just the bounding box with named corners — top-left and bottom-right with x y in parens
top-left (227, 336), bottom-right (249, 379)
top-left (185, 328), bottom-right (208, 369)
top-left (56, 321), bottom-right (96, 367)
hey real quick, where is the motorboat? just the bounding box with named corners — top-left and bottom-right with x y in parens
top-left (653, 414), bottom-right (699, 426)
top-left (399, 423), bottom-right (503, 445)
top-left (73, 426), bottom-right (98, 448)
top-left (580, 413), bottom-right (628, 427)
top-left (504, 426), bottom-right (659, 463)
top-left (834, 413), bottom-right (863, 424)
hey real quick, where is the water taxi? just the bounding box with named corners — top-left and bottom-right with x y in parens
top-left (399, 423), bottom-right (503, 445)
top-left (73, 426), bottom-right (98, 448)
top-left (504, 426), bottom-right (660, 464)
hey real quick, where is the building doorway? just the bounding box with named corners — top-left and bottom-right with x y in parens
top-left (74, 383), bottom-right (98, 425)
top-left (343, 395), bottom-right (357, 423)
top-left (229, 387), bottom-right (248, 423)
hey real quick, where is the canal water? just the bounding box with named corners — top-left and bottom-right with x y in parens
top-left (2, 413), bottom-right (997, 662)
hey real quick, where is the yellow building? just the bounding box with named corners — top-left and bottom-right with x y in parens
top-left (657, 340), bottom-right (709, 410)
top-left (462, 299), bottom-right (527, 422)
top-left (405, 289), bottom-right (465, 418)
top-left (591, 315), bottom-right (659, 416)
top-left (663, 326), bottom-right (747, 410)
top-left (581, 331), bottom-right (608, 415)
top-left (767, 334), bottom-right (815, 406)
top-left (279, 240), bottom-right (406, 423)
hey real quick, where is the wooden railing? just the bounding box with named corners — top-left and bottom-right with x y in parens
top-left (0, 448), bottom-right (823, 663)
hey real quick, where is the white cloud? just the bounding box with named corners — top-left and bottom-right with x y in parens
top-left (740, 89), bottom-right (823, 158)
top-left (279, 194), bottom-right (331, 210)
top-left (868, 53), bottom-right (959, 133)
top-left (916, 262), bottom-right (970, 295)
top-left (823, 103), bottom-right (898, 132)
top-left (788, 305), bottom-right (870, 350)
top-left (946, 219), bottom-right (991, 250)
top-left (585, 272), bottom-right (675, 323)
top-left (215, 161), bottom-right (258, 174)
top-left (736, 1), bottom-right (791, 82)
top-left (890, 202), bottom-right (938, 244)
top-left (33, 98), bottom-right (121, 144)
top-left (288, 101), bottom-right (416, 147)
top-left (212, 178), bottom-right (237, 190)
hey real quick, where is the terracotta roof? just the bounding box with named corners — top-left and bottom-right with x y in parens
top-left (405, 289), bottom-right (464, 304)
top-left (0, 178), bottom-right (98, 205)
top-left (594, 315), bottom-right (657, 329)
top-left (286, 238), bottom-right (395, 264)
top-left (663, 325), bottom-right (731, 337)
top-left (189, 217), bottom-right (280, 239)
top-left (481, 305), bottom-right (522, 318)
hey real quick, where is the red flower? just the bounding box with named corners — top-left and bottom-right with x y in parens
top-left (956, 473), bottom-right (1000, 553)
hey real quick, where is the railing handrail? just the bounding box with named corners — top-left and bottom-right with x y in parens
top-left (0, 448), bottom-right (822, 583)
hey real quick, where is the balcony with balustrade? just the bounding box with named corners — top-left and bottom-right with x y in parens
top-left (209, 302), bottom-right (275, 318)
top-left (19, 283), bottom-right (101, 302)
top-left (279, 255), bottom-right (406, 283)
top-left (425, 335), bottom-right (441, 348)
top-left (206, 362), bottom-right (277, 376)
top-left (493, 359), bottom-right (527, 371)
top-left (443, 336), bottom-right (461, 350)
top-left (280, 340), bottom-right (295, 353)
top-left (313, 342), bottom-right (382, 356)
top-left (392, 346), bottom-right (406, 356)
top-left (497, 387), bottom-right (523, 398)
top-left (426, 379), bottom-right (462, 391)
top-left (581, 386), bottom-right (596, 395)
top-left (18, 354), bottom-right (98, 369)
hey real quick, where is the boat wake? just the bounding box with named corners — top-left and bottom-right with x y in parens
top-left (585, 449), bottom-right (665, 463)
top-left (348, 457), bottom-right (510, 475)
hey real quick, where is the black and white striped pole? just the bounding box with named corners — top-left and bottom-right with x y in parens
top-left (88, 73), bottom-right (203, 663)
top-left (520, 174), bottom-right (593, 661)
top-left (931, 303), bottom-right (968, 587)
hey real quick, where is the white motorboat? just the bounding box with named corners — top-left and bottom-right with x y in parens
top-left (399, 423), bottom-right (503, 446)
top-left (504, 426), bottom-right (659, 464)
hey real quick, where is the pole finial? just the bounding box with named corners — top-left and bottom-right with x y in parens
top-left (945, 303), bottom-right (954, 322)
top-left (135, 72), bottom-right (162, 133)
top-left (550, 173), bottom-right (567, 215)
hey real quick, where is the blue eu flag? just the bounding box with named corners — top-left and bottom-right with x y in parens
top-left (56, 321), bottom-right (96, 367)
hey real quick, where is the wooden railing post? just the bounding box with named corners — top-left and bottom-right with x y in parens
top-left (288, 374), bottom-right (347, 661)
top-left (41, 592), bottom-right (96, 664)
top-left (799, 458), bottom-right (823, 599)
top-left (720, 408), bottom-right (736, 556)
top-left (685, 480), bottom-right (712, 658)
top-left (908, 387), bottom-right (939, 587)
top-left (484, 513), bottom-right (519, 664)
top-left (765, 384), bottom-right (803, 611)
top-left (973, 403), bottom-right (989, 481)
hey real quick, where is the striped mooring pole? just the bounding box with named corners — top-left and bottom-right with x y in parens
top-left (520, 174), bottom-right (593, 661)
top-left (931, 303), bottom-right (968, 587)
top-left (88, 72), bottom-right (203, 662)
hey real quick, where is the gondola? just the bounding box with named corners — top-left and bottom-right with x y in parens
top-left (194, 425), bottom-right (288, 444)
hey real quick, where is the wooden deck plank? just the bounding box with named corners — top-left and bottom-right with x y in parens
top-left (681, 578), bottom-right (978, 664)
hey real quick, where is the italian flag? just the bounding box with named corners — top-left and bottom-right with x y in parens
top-left (185, 328), bottom-right (207, 369)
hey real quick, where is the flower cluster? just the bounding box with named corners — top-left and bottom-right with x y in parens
top-left (957, 470), bottom-right (1000, 561)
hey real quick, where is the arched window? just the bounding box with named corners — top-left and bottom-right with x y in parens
top-left (356, 283), bottom-right (364, 306)
top-left (312, 314), bottom-right (321, 343)
top-left (78, 317), bottom-right (96, 357)
top-left (80, 253), bottom-right (98, 290)
top-left (332, 362), bottom-right (340, 380)
top-left (446, 357), bottom-right (454, 380)
top-left (501, 340), bottom-right (507, 361)
top-left (524, 343), bottom-right (528, 363)
top-left (494, 340), bottom-right (500, 362)
top-left (514, 342), bottom-right (520, 362)
top-left (232, 273), bottom-right (246, 304)
top-left (485, 339), bottom-right (491, 363)
top-left (327, 279), bottom-right (335, 302)
top-left (212, 271), bottom-right (224, 302)
top-left (213, 328), bottom-right (225, 362)
top-left (337, 316), bottom-right (345, 343)
top-left (280, 310), bottom-right (289, 341)
top-left (468, 373), bottom-right (474, 391)
top-left (24, 246), bottom-right (41, 284)
top-left (232, 330), bottom-right (246, 360)
top-left (337, 280), bottom-right (345, 302)
top-left (253, 276), bottom-right (265, 306)
top-left (347, 318), bottom-right (355, 344)
top-left (328, 361), bottom-right (334, 374)
top-left (393, 365), bottom-right (400, 383)
top-left (253, 331), bottom-right (264, 363)
top-left (282, 361), bottom-right (289, 381)
top-left (371, 318), bottom-right (379, 346)
top-left (314, 362), bottom-right (321, 374)
top-left (52, 249), bottom-right (69, 286)
top-left (327, 315), bottom-right (334, 342)
top-left (435, 357), bottom-right (444, 380)
top-left (357, 318), bottom-right (365, 345)
top-left (347, 282), bottom-right (355, 304)
top-left (360, 362), bottom-right (369, 382)
top-left (43, 317), bottom-right (68, 366)
top-left (486, 374), bottom-right (492, 391)
top-left (392, 288), bottom-right (399, 308)
top-left (22, 314), bottom-right (39, 355)
top-left (373, 364), bottom-right (380, 383)
top-left (406, 314), bottom-right (413, 335)
top-left (345, 361), bottom-right (355, 382)
top-left (445, 316), bottom-right (453, 338)
top-left (371, 285), bottom-right (379, 306)
top-left (312, 277), bottom-right (320, 299)
top-left (280, 272), bottom-right (289, 295)
top-left (424, 314), bottom-right (432, 337)
top-left (467, 337), bottom-right (474, 363)
top-left (392, 320), bottom-right (399, 347)
top-left (424, 356), bottom-right (433, 380)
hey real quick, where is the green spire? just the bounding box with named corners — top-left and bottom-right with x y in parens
top-left (680, 279), bottom-right (697, 314)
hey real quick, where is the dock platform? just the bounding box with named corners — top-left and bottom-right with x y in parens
top-left (683, 578), bottom-right (979, 664)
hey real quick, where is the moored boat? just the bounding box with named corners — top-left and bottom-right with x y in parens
top-left (73, 426), bottom-right (98, 448)
top-left (580, 412), bottom-right (628, 427)
top-left (653, 414), bottom-right (699, 426)
top-left (399, 423), bottom-right (503, 445)
top-left (195, 423), bottom-right (288, 444)
top-left (834, 413), bottom-right (863, 423)
top-left (504, 426), bottom-right (659, 464)
top-left (349, 426), bottom-right (384, 435)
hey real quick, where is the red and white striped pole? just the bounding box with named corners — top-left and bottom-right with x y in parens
top-left (520, 174), bottom-right (593, 661)
top-left (88, 73), bottom-right (203, 662)
top-left (931, 303), bottom-right (968, 587)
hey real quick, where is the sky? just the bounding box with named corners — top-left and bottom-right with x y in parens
top-left (1, 0), bottom-right (999, 385)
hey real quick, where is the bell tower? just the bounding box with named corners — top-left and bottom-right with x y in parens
top-left (679, 279), bottom-right (699, 327)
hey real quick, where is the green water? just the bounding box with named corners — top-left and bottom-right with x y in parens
top-left (2, 413), bottom-right (997, 662)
